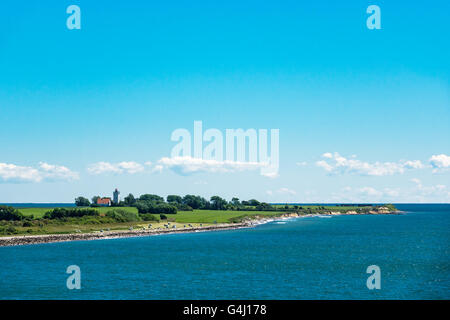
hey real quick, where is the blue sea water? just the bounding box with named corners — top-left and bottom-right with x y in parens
top-left (0, 204), bottom-right (448, 299)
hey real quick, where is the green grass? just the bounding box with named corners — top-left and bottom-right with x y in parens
top-left (19, 206), bottom-right (139, 218)
top-left (3, 208), bottom-right (285, 236)
top-left (7, 221), bottom-right (143, 235)
top-left (172, 210), bottom-right (283, 223)
top-left (5, 205), bottom-right (390, 237)
top-left (18, 207), bottom-right (282, 223)
top-left (19, 205), bottom-right (375, 219)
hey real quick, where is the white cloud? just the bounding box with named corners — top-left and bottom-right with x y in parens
top-left (157, 156), bottom-right (268, 176)
top-left (329, 181), bottom-right (450, 203)
top-left (0, 163), bottom-right (41, 183)
top-left (151, 164), bottom-right (164, 173)
top-left (296, 161), bottom-right (308, 166)
top-left (0, 162), bottom-right (78, 183)
top-left (38, 162), bottom-right (79, 181)
top-left (316, 160), bottom-right (334, 172)
top-left (330, 186), bottom-right (399, 202)
top-left (429, 154), bottom-right (450, 172)
top-left (403, 160), bottom-right (424, 169)
top-left (316, 152), bottom-right (424, 176)
top-left (116, 161), bottom-right (145, 174)
top-left (277, 187), bottom-right (297, 195)
top-left (266, 187), bottom-right (297, 198)
top-left (89, 157), bottom-right (276, 177)
top-left (260, 171), bottom-right (279, 179)
top-left (87, 161), bottom-right (144, 175)
top-left (410, 178), bottom-right (422, 187)
top-left (411, 178), bottom-right (449, 197)
top-left (384, 188), bottom-right (400, 197)
top-left (359, 187), bottom-right (383, 197)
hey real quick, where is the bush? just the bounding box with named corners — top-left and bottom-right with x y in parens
top-left (105, 209), bottom-right (141, 222)
top-left (173, 203), bottom-right (193, 211)
top-left (160, 214), bottom-right (167, 220)
top-left (75, 196), bottom-right (90, 207)
top-left (43, 208), bottom-right (99, 219)
top-left (0, 225), bottom-right (18, 235)
top-left (139, 213), bottom-right (159, 222)
top-left (136, 201), bottom-right (177, 214)
top-left (0, 206), bottom-right (24, 221)
top-left (22, 221), bottom-right (32, 227)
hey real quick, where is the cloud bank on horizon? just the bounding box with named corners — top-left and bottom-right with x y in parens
top-left (315, 152), bottom-right (425, 176)
top-left (3, 152), bottom-right (449, 202)
top-left (0, 162), bottom-right (79, 183)
top-left (2, 152), bottom-right (448, 181)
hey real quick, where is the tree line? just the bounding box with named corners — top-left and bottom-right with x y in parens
top-left (75, 194), bottom-right (277, 214)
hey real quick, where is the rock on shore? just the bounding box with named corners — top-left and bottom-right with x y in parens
top-left (0, 223), bottom-right (249, 247)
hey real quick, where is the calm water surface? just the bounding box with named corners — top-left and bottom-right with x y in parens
top-left (0, 204), bottom-right (448, 299)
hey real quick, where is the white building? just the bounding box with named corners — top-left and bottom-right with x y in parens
top-left (113, 188), bottom-right (120, 205)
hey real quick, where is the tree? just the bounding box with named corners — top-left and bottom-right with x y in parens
top-left (231, 197), bottom-right (240, 206)
top-left (139, 194), bottom-right (164, 203)
top-left (167, 195), bottom-right (183, 204)
top-left (256, 202), bottom-right (273, 211)
top-left (136, 201), bottom-right (177, 214)
top-left (248, 199), bottom-right (260, 206)
top-left (0, 205), bottom-right (24, 221)
top-left (75, 196), bottom-right (90, 207)
top-left (123, 193), bottom-right (136, 206)
top-left (91, 196), bottom-right (100, 205)
top-left (182, 195), bottom-right (206, 209)
top-left (44, 208), bottom-right (98, 219)
top-left (210, 196), bottom-right (227, 210)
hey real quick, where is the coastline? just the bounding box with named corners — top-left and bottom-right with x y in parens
top-left (0, 210), bottom-right (399, 247)
top-left (0, 222), bottom-right (250, 247)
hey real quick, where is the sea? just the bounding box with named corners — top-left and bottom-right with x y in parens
top-left (0, 204), bottom-right (448, 299)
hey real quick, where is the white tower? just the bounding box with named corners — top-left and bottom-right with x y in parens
top-left (113, 188), bottom-right (120, 204)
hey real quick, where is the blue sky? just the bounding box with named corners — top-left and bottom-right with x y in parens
top-left (0, 0), bottom-right (449, 203)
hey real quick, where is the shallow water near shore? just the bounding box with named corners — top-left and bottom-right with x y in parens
top-left (0, 204), bottom-right (448, 299)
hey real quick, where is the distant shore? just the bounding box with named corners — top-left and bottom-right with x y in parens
top-left (0, 209), bottom-right (399, 247)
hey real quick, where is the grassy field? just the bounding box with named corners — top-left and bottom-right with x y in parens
top-left (19, 206), bottom-right (139, 218)
top-left (174, 210), bottom-right (283, 223)
top-left (18, 205), bottom-right (377, 223)
top-left (4, 207), bottom-right (285, 236)
top-left (18, 207), bottom-right (282, 223)
top-left (3, 204), bottom-right (389, 236)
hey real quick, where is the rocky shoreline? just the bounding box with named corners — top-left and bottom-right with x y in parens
top-left (0, 208), bottom-right (399, 247)
top-left (0, 222), bottom-right (250, 247)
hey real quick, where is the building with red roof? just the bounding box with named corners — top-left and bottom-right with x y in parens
top-left (96, 197), bottom-right (111, 206)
